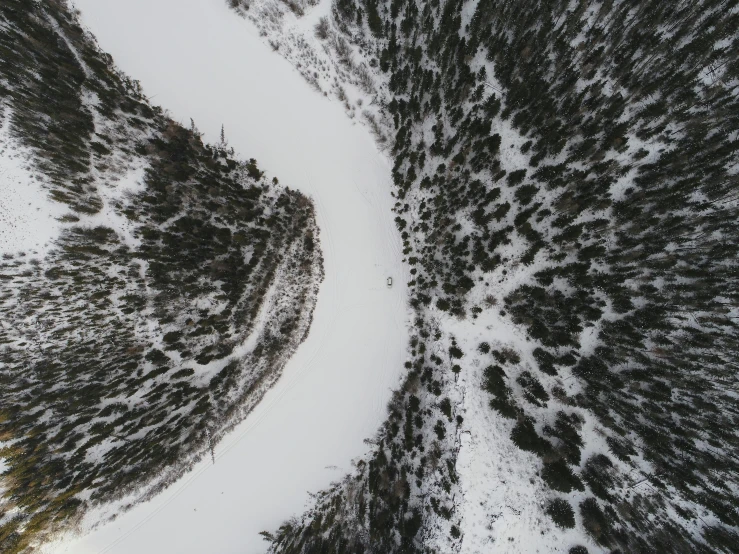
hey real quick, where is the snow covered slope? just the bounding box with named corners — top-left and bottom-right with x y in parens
top-left (0, 111), bottom-right (65, 258)
top-left (1, 2), bottom-right (319, 552)
top-left (43, 0), bottom-right (407, 552)
top-left (245, 1), bottom-right (739, 553)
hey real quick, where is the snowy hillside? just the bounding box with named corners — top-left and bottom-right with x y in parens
top-left (235, 0), bottom-right (739, 553)
top-left (0, 113), bottom-right (66, 258)
top-left (0, 2), bottom-right (321, 552)
top-left (2, 0), bottom-right (737, 552)
top-left (33, 0), bottom-right (408, 553)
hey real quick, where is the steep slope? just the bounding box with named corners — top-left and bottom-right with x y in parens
top-left (0, 2), bottom-right (321, 552)
top-left (252, 0), bottom-right (739, 553)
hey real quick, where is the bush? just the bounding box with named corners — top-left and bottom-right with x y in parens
top-left (314, 16), bottom-right (330, 40)
top-left (439, 398), bottom-right (452, 420)
top-left (545, 498), bottom-right (575, 529)
top-left (533, 347), bottom-right (557, 375)
top-left (581, 454), bottom-right (617, 501)
top-left (482, 365), bottom-right (506, 396)
top-left (511, 417), bottom-right (551, 456)
top-left (245, 158), bottom-right (263, 180)
top-left (449, 345), bottom-right (463, 359)
top-left (507, 169), bottom-right (527, 186)
top-left (606, 436), bottom-right (635, 462)
top-left (145, 349), bottom-right (169, 365)
top-left (490, 395), bottom-right (518, 419)
top-left (703, 526), bottom-right (739, 552)
top-left (543, 411), bottom-right (583, 465)
top-left (516, 371), bottom-right (549, 405)
top-left (580, 497), bottom-right (611, 545)
top-left (541, 460), bottom-right (584, 493)
top-left (434, 420), bottom-right (446, 439)
top-left (163, 330), bottom-right (182, 343)
top-left (171, 367), bottom-right (195, 379)
top-left (493, 347), bottom-right (520, 364)
top-left (514, 184), bottom-right (539, 205)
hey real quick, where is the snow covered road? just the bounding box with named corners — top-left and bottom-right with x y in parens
top-left (50, 0), bottom-right (407, 552)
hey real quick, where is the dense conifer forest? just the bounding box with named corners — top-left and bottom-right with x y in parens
top-left (0, 2), bottom-right (321, 552)
top-left (263, 0), bottom-right (739, 552)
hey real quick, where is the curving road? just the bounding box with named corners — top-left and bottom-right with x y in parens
top-left (52, 0), bottom-right (407, 552)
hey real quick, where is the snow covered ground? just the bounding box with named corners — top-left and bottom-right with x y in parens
top-left (0, 108), bottom-right (66, 258)
top-left (45, 0), bottom-right (407, 552)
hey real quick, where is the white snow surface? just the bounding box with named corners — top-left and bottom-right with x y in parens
top-left (47, 0), bottom-right (408, 552)
top-left (446, 310), bottom-right (605, 554)
top-left (0, 109), bottom-right (66, 257)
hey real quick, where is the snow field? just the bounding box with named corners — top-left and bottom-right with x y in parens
top-left (0, 108), bottom-right (66, 258)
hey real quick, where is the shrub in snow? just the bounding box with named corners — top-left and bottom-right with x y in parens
top-left (314, 16), bottom-right (329, 40)
top-left (511, 417), bottom-right (552, 457)
top-left (581, 454), bottom-right (618, 502)
top-left (533, 347), bottom-right (557, 375)
top-left (579, 497), bottom-right (613, 546)
top-left (516, 371), bottom-right (549, 406)
top-left (541, 460), bottom-right (585, 493)
top-left (545, 498), bottom-right (575, 529)
top-left (543, 411), bottom-right (584, 466)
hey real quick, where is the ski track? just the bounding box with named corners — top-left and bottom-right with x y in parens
top-left (46, 0), bottom-right (408, 553)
